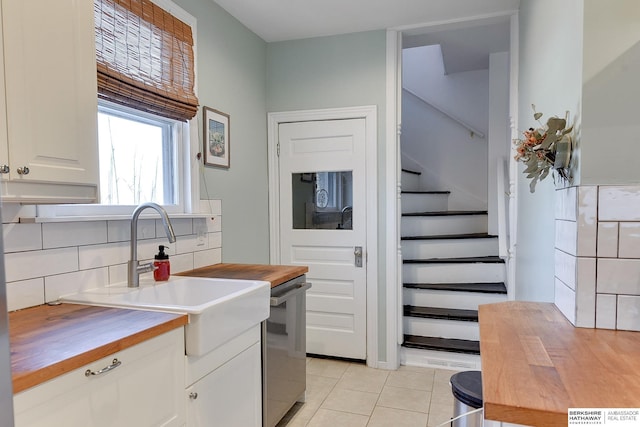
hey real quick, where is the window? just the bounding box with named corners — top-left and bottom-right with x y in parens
top-left (291, 171), bottom-right (353, 230)
top-left (98, 101), bottom-right (178, 206)
top-left (93, 0), bottom-right (198, 209)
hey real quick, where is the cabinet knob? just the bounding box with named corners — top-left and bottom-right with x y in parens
top-left (17, 166), bottom-right (30, 175)
top-left (189, 392), bottom-right (198, 400)
top-left (0, 165), bottom-right (8, 174)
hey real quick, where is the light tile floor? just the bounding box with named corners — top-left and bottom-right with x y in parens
top-left (277, 357), bottom-right (458, 427)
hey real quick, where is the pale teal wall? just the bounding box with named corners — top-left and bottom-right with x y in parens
top-left (516, 0), bottom-right (583, 301)
top-left (581, 0), bottom-right (640, 185)
top-left (266, 30), bottom-right (389, 360)
top-left (175, 0), bottom-right (269, 263)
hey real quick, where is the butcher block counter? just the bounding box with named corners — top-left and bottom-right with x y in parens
top-left (479, 301), bottom-right (640, 426)
top-left (9, 303), bottom-right (187, 393)
top-left (179, 263), bottom-right (308, 288)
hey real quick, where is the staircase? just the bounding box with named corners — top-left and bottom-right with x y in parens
top-left (400, 168), bottom-right (508, 369)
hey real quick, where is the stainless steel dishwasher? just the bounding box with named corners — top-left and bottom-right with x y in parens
top-left (262, 275), bottom-right (311, 427)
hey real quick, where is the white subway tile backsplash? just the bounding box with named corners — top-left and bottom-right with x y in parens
top-left (194, 248), bottom-right (222, 269)
top-left (193, 218), bottom-right (208, 237)
top-left (575, 257), bottom-right (596, 328)
top-left (597, 258), bottom-right (640, 295)
top-left (108, 263), bottom-right (128, 284)
top-left (6, 278), bottom-right (44, 311)
top-left (170, 253), bottom-right (195, 274)
top-left (555, 249), bottom-right (576, 290)
top-left (596, 294), bottom-right (617, 329)
top-left (555, 219), bottom-right (577, 256)
top-left (138, 218), bottom-right (160, 239)
top-left (45, 268), bottom-right (109, 301)
top-left (555, 278), bottom-right (576, 325)
top-left (3, 223), bottom-right (42, 253)
top-left (79, 241), bottom-right (129, 270)
top-left (138, 238), bottom-right (175, 261)
top-left (157, 218), bottom-right (192, 237)
top-left (556, 185), bottom-right (640, 331)
top-left (577, 186), bottom-right (597, 257)
top-left (617, 296), bottom-right (640, 331)
top-left (175, 234), bottom-right (209, 254)
top-left (209, 215), bottom-right (222, 233)
top-left (107, 219), bottom-right (157, 243)
top-left (555, 186), bottom-right (577, 221)
top-left (618, 222), bottom-right (640, 259)
top-left (4, 200), bottom-right (223, 311)
top-left (42, 221), bottom-right (107, 249)
top-left (597, 222), bottom-right (618, 258)
top-left (599, 185), bottom-right (640, 221)
top-left (5, 247), bottom-right (78, 282)
top-left (209, 232), bottom-right (222, 249)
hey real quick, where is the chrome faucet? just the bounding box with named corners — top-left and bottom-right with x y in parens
top-left (337, 206), bottom-right (353, 229)
top-left (128, 202), bottom-right (176, 287)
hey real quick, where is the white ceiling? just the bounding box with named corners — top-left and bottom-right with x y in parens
top-left (212, 0), bottom-right (519, 43)
top-left (404, 20), bottom-right (511, 74)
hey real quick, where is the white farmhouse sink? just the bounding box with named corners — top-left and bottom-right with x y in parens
top-left (62, 276), bottom-right (270, 356)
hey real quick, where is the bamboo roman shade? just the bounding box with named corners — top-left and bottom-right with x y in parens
top-left (95, 0), bottom-right (199, 121)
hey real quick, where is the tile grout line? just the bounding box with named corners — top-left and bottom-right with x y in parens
top-left (289, 359), bottom-right (456, 427)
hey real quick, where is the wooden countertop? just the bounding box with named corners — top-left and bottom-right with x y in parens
top-left (479, 301), bottom-right (640, 426)
top-left (179, 263), bottom-right (308, 288)
top-left (9, 303), bottom-right (187, 394)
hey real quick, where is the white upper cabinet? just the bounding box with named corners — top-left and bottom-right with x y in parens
top-left (0, 0), bottom-right (99, 203)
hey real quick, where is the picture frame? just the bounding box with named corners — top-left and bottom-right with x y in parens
top-left (203, 106), bottom-right (230, 168)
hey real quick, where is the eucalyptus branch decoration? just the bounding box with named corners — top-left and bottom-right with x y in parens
top-left (513, 105), bottom-right (573, 193)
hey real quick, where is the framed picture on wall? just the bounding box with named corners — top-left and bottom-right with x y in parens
top-left (203, 106), bottom-right (230, 168)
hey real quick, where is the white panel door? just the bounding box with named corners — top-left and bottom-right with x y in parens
top-left (279, 119), bottom-right (367, 359)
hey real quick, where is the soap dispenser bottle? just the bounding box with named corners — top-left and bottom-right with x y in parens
top-left (154, 245), bottom-right (170, 281)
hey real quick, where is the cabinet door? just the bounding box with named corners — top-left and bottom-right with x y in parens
top-left (2, 0), bottom-right (98, 187)
top-left (186, 342), bottom-right (262, 427)
top-left (0, 1), bottom-right (8, 176)
top-left (13, 328), bottom-right (185, 427)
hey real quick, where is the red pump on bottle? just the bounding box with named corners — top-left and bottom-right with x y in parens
top-left (154, 245), bottom-right (170, 281)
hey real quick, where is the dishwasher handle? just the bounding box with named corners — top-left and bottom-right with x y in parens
top-left (270, 282), bottom-right (312, 306)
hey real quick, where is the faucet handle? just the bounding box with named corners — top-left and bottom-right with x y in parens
top-left (136, 262), bottom-right (155, 274)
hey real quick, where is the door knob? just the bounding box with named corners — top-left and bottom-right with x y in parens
top-left (354, 246), bottom-right (363, 268)
top-left (0, 165), bottom-right (9, 174)
top-left (17, 166), bottom-right (29, 175)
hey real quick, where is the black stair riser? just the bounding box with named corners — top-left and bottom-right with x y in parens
top-left (402, 233), bottom-right (497, 241)
top-left (403, 210), bottom-right (487, 217)
top-left (403, 256), bottom-right (504, 264)
top-left (402, 335), bottom-right (480, 355)
top-left (402, 191), bottom-right (450, 195)
top-left (404, 306), bottom-right (478, 322)
top-left (401, 169), bottom-right (421, 175)
top-left (403, 282), bottom-right (507, 294)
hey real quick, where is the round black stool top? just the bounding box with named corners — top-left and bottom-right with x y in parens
top-left (450, 370), bottom-right (483, 409)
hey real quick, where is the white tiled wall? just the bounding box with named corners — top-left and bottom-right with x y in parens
top-left (3, 200), bottom-right (223, 312)
top-left (555, 186), bottom-right (640, 331)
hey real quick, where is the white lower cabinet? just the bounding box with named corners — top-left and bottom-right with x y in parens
top-left (185, 325), bottom-right (262, 427)
top-left (13, 328), bottom-right (185, 427)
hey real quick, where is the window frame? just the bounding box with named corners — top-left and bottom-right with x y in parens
top-left (37, 0), bottom-right (199, 219)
